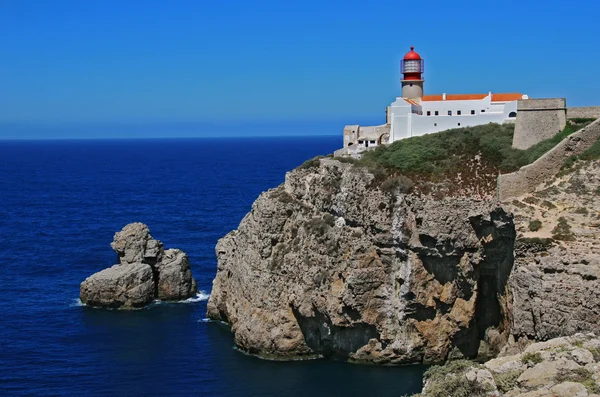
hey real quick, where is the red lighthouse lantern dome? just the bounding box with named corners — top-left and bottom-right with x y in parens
top-left (403, 46), bottom-right (421, 61)
top-left (401, 46), bottom-right (424, 81)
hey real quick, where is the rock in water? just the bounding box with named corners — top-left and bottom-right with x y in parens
top-left (80, 263), bottom-right (155, 309)
top-left (80, 223), bottom-right (198, 309)
top-left (156, 249), bottom-right (198, 301)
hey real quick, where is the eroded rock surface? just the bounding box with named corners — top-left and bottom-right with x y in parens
top-left (207, 159), bottom-right (516, 363)
top-left (80, 223), bottom-right (197, 309)
top-left (506, 161), bottom-right (600, 341)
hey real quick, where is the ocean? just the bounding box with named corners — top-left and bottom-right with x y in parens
top-left (0, 136), bottom-right (425, 396)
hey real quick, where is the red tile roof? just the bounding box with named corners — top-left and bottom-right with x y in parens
top-left (491, 93), bottom-right (524, 102)
top-left (420, 93), bottom-right (524, 102)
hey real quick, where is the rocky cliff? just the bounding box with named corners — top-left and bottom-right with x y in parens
top-left (208, 154), bottom-right (600, 364)
top-left (507, 160), bottom-right (600, 342)
top-left (207, 159), bottom-right (518, 364)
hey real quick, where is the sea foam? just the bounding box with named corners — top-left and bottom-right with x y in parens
top-left (182, 290), bottom-right (210, 303)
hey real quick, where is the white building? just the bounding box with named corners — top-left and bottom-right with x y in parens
top-left (337, 47), bottom-right (528, 156)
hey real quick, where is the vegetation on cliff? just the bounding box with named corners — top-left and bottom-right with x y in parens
top-left (360, 119), bottom-right (594, 177)
top-left (328, 118), bottom-right (595, 195)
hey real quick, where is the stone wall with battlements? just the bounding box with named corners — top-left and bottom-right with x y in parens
top-left (512, 98), bottom-right (567, 150)
top-left (498, 117), bottom-right (600, 200)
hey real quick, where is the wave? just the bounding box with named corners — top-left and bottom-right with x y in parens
top-left (72, 290), bottom-right (210, 308)
top-left (181, 290), bottom-right (210, 303)
top-left (70, 298), bottom-right (84, 307)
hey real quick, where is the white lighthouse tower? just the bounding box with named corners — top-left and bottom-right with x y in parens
top-left (401, 46), bottom-right (424, 99)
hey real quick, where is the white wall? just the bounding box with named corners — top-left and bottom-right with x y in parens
top-left (390, 95), bottom-right (519, 141)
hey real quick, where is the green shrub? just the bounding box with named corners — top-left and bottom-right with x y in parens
top-left (333, 156), bottom-right (359, 164)
top-left (561, 135), bottom-right (600, 170)
top-left (529, 220), bottom-right (543, 232)
top-left (305, 216), bottom-right (333, 235)
top-left (269, 188), bottom-right (296, 204)
top-left (358, 121), bottom-right (587, 185)
top-left (556, 367), bottom-right (600, 394)
top-left (523, 196), bottom-right (539, 205)
top-left (421, 360), bottom-right (490, 397)
top-left (299, 156), bottom-right (323, 170)
top-left (493, 370), bottom-right (522, 393)
top-left (517, 237), bottom-right (555, 252)
top-left (521, 352), bottom-right (543, 365)
top-left (511, 200), bottom-right (527, 209)
top-left (552, 217), bottom-right (575, 241)
top-left (379, 175), bottom-right (414, 194)
top-left (574, 207), bottom-right (589, 215)
top-left (587, 346), bottom-right (600, 362)
top-left (541, 200), bottom-right (557, 209)
top-left (569, 117), bottom-right (597, 125)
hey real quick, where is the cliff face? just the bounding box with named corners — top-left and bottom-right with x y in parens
top-left (207, 159), bottom-right (516, 364)
top-left (507, 161), bottom-right (600, 341)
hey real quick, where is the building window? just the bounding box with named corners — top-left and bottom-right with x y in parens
top-left (457, 110), bottom-right (462, 115)
top-left (448, 110), bottom-right (452, 116)
top-left (434, 111), bottom-right (439, 116)
top-left (427, 111), bottom-right (431, 116)
top-left (369, 140), bottom-right (376, 145)
top-left (434, 123), bottom-right (437, 126)
top-left (471, 110), bottom-right (475, 115)
top-left (481, 109), bottom-right (486, 113)
top-left (458, 123), bottom-right (461, 126)
top-left (509, 111), bottom-right (517, 118)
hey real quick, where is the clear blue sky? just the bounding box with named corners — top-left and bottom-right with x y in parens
top-left (1, 0), bottom-right (599, 138)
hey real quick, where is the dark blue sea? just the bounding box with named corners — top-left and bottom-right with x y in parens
top-left (0, 136), bottom-right (425, 396)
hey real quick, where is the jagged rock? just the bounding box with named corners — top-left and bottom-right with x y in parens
top-left (80, 223), bottom-right (197, 309)
top-left (110, 222), bottom-right (164, 265)
top-left (156, 249), bottom-right (197, 300)
top-left (550, 382), bottom-right (589, 397)
top-left (418, 334), bottom-right (600, 397)
top-left (207, 159), bottom-right (516, 363)
top-left (80, 263), bottom-right (155, 309)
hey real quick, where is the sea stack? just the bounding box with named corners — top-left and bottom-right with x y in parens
top-left (80, 222), bottom-right (197, 309)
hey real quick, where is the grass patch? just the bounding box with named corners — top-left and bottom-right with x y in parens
top-left (587, 346), bottom-right (600, 362)
top-left (521, 352), bottom-right (543, 365)
top-left (529, 220), bottom-right (543, 232)
top-left (552, 217), bottom-right (575, 241)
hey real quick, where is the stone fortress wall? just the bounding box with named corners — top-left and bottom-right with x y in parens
top-left (498, 117), bottom-right (600, 200)
top-left (512, 98), bottom-right (567, 150)
top-left (567, 106), bottom-right (600, 119)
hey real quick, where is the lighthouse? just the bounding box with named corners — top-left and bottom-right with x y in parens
top-left (401, 46), bottom-right (424, 99)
